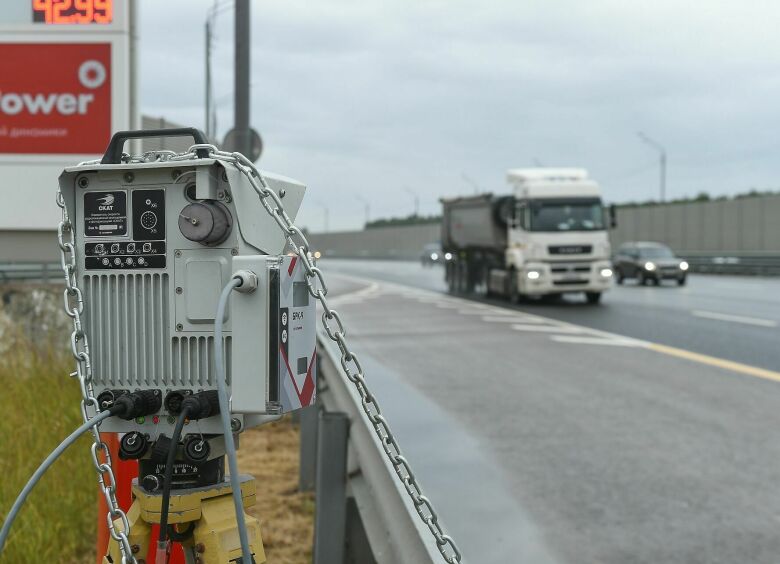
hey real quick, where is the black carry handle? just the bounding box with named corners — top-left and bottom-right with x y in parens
top-left (101, 128), bottom-right (210, 164)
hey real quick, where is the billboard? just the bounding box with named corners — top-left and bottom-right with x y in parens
top-left (0, 43), bottom-right (112, 154)
top-left (0, 0), bottom-right (131, 231)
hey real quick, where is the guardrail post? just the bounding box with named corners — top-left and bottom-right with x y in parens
top-left (299, 403), bottom-right (319, 491)
top-left (313, 410), bottom-right (349, 564)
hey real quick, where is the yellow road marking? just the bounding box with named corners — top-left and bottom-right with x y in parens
top-left (647, 343), bottom-right (780, 383)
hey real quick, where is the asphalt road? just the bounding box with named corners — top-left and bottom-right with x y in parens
top-left (320, 260), bottom-right (780, 564)
top-left (322, 259), bottom-right (780, 372)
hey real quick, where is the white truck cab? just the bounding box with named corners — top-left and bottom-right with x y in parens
top-left (505, 169), bottom-right (613, 302)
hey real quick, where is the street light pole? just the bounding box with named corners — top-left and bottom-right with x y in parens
top-left (205, 18), bottom-right (212, 140)
top-left (403, 186), bottom-right (419, 217)
top-left (461, 173), bottom-right (481, 194)
top-left (637, 131), bottom-right (667, 202)
top-left (234, 0), bottom-right (251, 156)
top-left (355, 195), bottom-right (370, 226)
top-left (315, 200), bottom-right (329, 232)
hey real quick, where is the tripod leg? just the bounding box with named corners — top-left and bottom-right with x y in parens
top-left (103, 501), bottom-right (150, 563)
top-left (191, 492), bottom-right (265, 563)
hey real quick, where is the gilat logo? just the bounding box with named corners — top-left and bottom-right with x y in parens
top-left (97, 194), bottom-right (115, 211)
top-left (0, 60), bottom-right (106, 116)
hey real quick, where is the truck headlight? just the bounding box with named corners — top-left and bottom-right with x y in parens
top-left (526, 270), bottom-right (541, 280)
top-left (600, 267), bottom-right (613, 278)
top-left (679, 261), bottom-right (689, 271)
top-left (644, 262), bottom-right (656, 271)
top-left (444, 252), bottom-right (453, 261)
top-left (430, 252), bottom-right (439, 261)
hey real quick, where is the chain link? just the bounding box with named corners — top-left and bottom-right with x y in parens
top-left (184, 144), bottom-right (463, 563)
top-left (56, 191), bottom-right (136, 564)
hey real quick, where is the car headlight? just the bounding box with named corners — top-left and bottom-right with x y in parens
top-left (679, 261), bottom-right (689, 271)
top-left (526, 270), bottom-right (541, 280)
top-left (313, 251), bottom-right (322, 259)
top-left (430, 253), bottom-right (438, 261)
top-left (644, 262), bottom-right (656, 271)
top-left (600, 267), bottom-right (613, 278)
top-left (444, 252), bottom-right (453, 261)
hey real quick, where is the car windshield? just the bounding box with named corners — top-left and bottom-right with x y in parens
top-left (639, 246), bottom-right (675, 258)
top-left (528, 199), bottom-right (605, 232)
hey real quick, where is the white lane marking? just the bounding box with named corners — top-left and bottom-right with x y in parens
top-left (511, 324), bottom-right (583, 333)
top-left (551, 335), bottom-right (639, 346)
top-left (482, 316), bottom-right (546, 324)
top-left (691, 310), bottom-right (777, 328)
top-left (328, 282), bottom-right (381, 307)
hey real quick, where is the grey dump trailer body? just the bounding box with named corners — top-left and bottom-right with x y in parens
top-left (441, 194), bottom-right (509, 252)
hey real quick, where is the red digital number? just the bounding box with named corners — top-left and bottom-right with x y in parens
top-left (52, 0), bottom-right (73, 22)
top-left (93, 0), bottom-right (112, 23)
top-left (73, 0), bottom-right (94, 23)
top-left (32, 0), bottom-right (112, 24)
top-left (32, 0), bottom-right (53, 22)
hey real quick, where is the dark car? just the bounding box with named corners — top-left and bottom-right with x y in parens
top-left (613, 242), bottom-right (689, 286)
top-left (420, 243), bottom-right (452, 266)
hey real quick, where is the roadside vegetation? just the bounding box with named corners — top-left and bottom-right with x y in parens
top-left (0, 288), bottom-right (313, 563)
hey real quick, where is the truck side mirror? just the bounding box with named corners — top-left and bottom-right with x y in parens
top-left (609, 204), bottom-right (617, 229)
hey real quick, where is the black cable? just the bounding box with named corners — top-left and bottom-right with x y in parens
top-left (157, 406), bottom-right (192, 549)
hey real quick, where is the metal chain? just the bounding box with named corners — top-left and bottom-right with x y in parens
top-left (55, 191), bottom-right (136, 564)
top-left (178, 144), bottom-right (463, 563)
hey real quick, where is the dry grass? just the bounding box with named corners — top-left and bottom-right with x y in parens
top-left (238, 417), bottom-right (315, 564)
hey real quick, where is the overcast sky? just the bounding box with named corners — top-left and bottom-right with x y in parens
top-left (139, 0), bottom-right (780, 232)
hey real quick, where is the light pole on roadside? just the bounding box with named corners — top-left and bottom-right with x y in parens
top-left (205, 1), bottom-right (233, 141)
top-left (637, 131), bottom-right (667, 202)
top-left (461, 173), bottom-right (481, 194)
top-left (315, 200), bottom-right (330, 232)
top-left (403, 186), bottom-right (419, 217)
top-left (355, 195), bottom-right (370, 226)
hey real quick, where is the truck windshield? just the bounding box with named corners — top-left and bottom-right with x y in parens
top-left (527, 200), bottom-right (605, 232)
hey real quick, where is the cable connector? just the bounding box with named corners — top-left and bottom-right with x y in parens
top-left (180, 390), bottom-right (220, 420)
top-left (113, 390), bottom-right (163, 421)
top-left (232, 269), bottom-right (258, 293)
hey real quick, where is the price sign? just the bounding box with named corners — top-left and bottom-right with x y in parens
top-left (32, 0), bottom-right (112, 24)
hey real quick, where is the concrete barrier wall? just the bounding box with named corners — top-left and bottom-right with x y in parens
top-left (309, 194), bottom-right (780, 261)
top-left (309, 223), bottom-right (441, 260)
top-left (611, 194), bottom-right (780, 252)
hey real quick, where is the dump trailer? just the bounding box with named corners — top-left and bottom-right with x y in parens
top-left (441, 168), bottom-right (615, 304)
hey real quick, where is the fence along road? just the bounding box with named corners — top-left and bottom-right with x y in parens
top-left (317, 261), bottom-right (780, 564)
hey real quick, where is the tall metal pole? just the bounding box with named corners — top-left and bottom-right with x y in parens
top-left (356, 195), bottom-right (370, 225)
top-left (404, 186), bottom-right (419, 217)
top-left (637, 132), bottom-right (667, 202)
top-left (235, 0), bottom-right (251, 155)
top-left (660, 151), bottom-right (666, 203)
top-left (205, 19), bottom-right (212, 140)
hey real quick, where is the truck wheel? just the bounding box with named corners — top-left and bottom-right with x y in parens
top-left (446, 263), bottom-right (456, 293)
top-left (457, 263), bottom-right (468, 293)
top-left (585, 292), bottom-right (602, 304)
top-left (507, 269), bottom-right (521, 304)
top-left (678, 276), bottom-right (686, 286)
top-left (476, 266), bottom-right (489, 297)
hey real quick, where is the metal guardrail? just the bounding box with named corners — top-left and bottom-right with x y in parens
top-left (681, 253), bottom-right (780, 276)
top-left (300, 327), bottom-right (443, 564)
top-left (0, 262), bottom-right (61, 284)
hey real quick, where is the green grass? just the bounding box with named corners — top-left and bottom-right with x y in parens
top-left (0, 331), bottom-right (96, 563)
